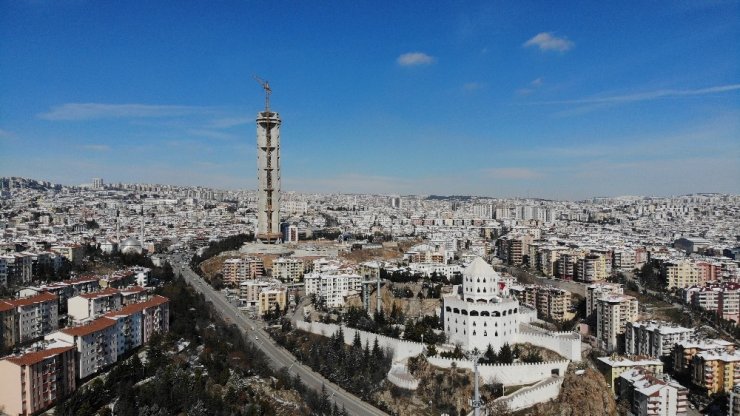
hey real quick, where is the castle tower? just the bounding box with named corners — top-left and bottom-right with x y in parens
top-left (443, 257), bottom-right (521, 352)
top-left (256, 102), bottom-right (282, 243)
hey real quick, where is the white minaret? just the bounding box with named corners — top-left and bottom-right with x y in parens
top-left (140, 207), bottom-right (145, 247)
top-left (255, 77), bottom-right (281, 243)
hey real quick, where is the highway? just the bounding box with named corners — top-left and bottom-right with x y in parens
top-left (172, 257), bottom-right (388, 416)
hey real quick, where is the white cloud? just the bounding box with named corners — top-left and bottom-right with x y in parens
top-left (39, 103), bottom-right (211, 120)
top-left (517, 78), bottom-right (544, 95)
top-left (524, 32), bottom-right (574, 52)
top-left (543, 83), bottom-right (740, 106)
top-left (208, 116), bottom-right (252, 129)
top-left (397, 52), bottom-right (436, 66)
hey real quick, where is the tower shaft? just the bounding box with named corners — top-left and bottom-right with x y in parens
top-left (256, 110), bottom-right (281, 243)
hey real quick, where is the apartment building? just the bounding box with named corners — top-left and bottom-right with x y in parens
top-left (577, 253), bottom-right (608, 283)
top-left (222, 257), bottom-right (264, 286)
top-left (103, 306), bottom-right (144, 356)
top-left (304, 272), bottom-right (362, 309)
top-left (613, 248), bottom-right (637, 272)
top-left (49, 317), bottom-right (118, 379)
top-left (540, 247), bottom-right (567, 277)
top-left (119, 286), bottom-right (149, 305)
top-left (46, 295), bottom-right (169, 379)
top-left (625, 321), bottom-right (695, 357)
top-left (511, 284), bottom-right (572, 321)
top-left (730, 383), bottom-right (740, 416)
top-left (696, 260), bottom-right (722, 283)
top-left (586, 283), bottom-right (624, 318)
top-left (50, 244), bottom-right (84, 265)
top-left (2, 292), bottom-right (60, 344)
top-left (597, 294), bottom-right (639, 352)
top-left (497, 234), bottom-right (532, 266)
top-left (662, 259), bottom-right (700, 289)
top-left (556, 252), bottom-right (579, 280)
top-left (690, 349), bottom-right (740, 394)
top-left (1, 300), bottom-right (18, 348)
top-left (672, 339), bottom-right (736, 374)
top-left (272, 257), bottom-right (304, 283)
top-left (0, 253), bottom-right (32, 286)
top-left (258, 288), bottom-right (287, 316)
top-left (67, 287), bottom-right (122, 323)
top-left (616, 367), bottom-right (688, 416)
top-left (597, 356), bottom-right (664, 393)
top-left (0, 345), bottom-right (77, 415)
top-left (685, 283), bottom-right (740, 323)
top-left (240, 281), bottom-right (271, 308)
top-left (404, 244), bottom-right (447, 264)
top-left (0, 255), bottom-right (8, 287)
top-left (126, 295), bottom-right (169, 344)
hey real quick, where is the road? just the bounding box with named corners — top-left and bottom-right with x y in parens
top-left (499, 265), bottom-right (588, 297)
top-left (172, 257), bottom-right (388, 416)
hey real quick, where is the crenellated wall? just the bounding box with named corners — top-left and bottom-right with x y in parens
top-left (515, 327), bottom-right (581, 362)
top-left (492, 375), bottom-right (564, 412)
top-left (426, 357), bottom-right (569, 386)
top-left (386, 363), bottom-right (419, 390)
top-left (295, 319), bottom-right (573, 412)
top-left (295, 321), bottom-right (424, 361)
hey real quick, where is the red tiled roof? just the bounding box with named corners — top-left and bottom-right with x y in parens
top-left (78, 287), bottom-right (120, 299)
top-left (61, 317), bottom-right (116, 336)
top-left (3, 346), bottom-right (75, 366)
top-left (0, 301), bottom-right (14, 313)
top-left (64, 276), bottom-right (98, 284)
top-left (5, 291), bottom-right (57, 308)
top-left (120, 286), bottom-right (146, 294)
top-left (104, 295), bottom-right (168, 318)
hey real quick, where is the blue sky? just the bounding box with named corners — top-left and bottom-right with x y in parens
top-left (1, 0), bottom-right (738, 199)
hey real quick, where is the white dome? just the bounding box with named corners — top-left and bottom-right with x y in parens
top-left (120, 238), bottom-right (141, 248)
top-left (120, 238), bottom-right (143, 254)
top-left (463, 257), bottom-right (505, 300)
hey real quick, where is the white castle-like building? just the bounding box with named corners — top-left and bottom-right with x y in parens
top-left (444, 257), bottom-right (530, 352)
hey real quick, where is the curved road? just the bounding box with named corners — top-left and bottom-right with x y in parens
top-left (173, 258), bottom-right (388, 416)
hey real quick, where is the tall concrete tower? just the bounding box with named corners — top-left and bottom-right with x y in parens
top-left (255, 77), bottom-right (282, 243)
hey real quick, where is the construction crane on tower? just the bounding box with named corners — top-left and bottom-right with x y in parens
top-left (253, 75), bottom-right (272, 113)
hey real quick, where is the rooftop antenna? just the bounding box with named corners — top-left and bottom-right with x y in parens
top-left (253, 75), bottom-right (272, 113)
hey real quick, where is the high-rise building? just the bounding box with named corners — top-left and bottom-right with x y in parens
top-left (596, 293), bottom-right (639, 352)
top-left (624, 320), bottom-right (695, 357)
top-left (255, 80), bottom-right (282, 243)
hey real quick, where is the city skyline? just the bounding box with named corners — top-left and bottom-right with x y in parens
top-left (1, 1), bottom-right (739, 199)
